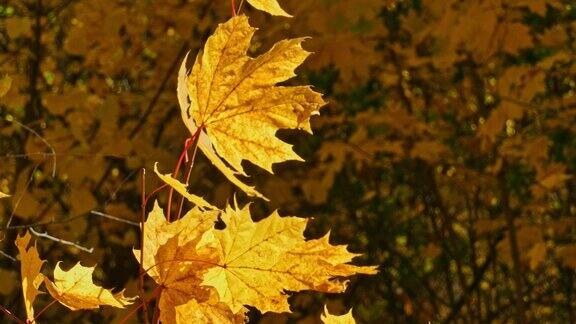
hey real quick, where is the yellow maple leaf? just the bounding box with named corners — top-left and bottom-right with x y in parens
top-left (154, 163), bottom-right (217, 210)
top-left (246, 0), bottom-right (291, 17)
top-left (134, 202), bottom-right (243, 323)
top-left (202, 203), bottom-right (378, 313)
top-left (321, 306), bottom-right (356, 324)
top-left (15, 231), bottom-right (45, 322)
top-left (178, 15), bottom-right (326, 198)
top-left (44, 262), bottom-right (135, 310)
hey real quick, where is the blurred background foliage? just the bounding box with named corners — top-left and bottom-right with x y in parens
top-left (1, 0), bottom-right (576, 322)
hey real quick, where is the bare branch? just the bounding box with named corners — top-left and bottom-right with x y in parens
top-left (0, 250), bottom-right (16, 262)
top-left (6, 164), bottom-right (40, 229)
top-left (11, 119), bottom-right (57, 178)
top-left (89, 211), bottom-right (139, 227)
top-left (29, 228), bottom-right (94, 253)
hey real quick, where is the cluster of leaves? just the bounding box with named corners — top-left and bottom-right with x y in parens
top-left (2, 0), bottom-right (576, 322)
top-left (1, 0), bottom-right (376, 323)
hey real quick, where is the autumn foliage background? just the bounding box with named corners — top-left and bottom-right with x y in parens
top-left (1, 0), bottom-right (576, 322)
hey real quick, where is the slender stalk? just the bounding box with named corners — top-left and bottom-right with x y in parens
top-left (231, 0), bottom-right (237, 16)
top-left (144, 184), bottom-right (168, 207)
top-left (175, 132), bottom-right (201, 220)
top-left (119, 302), bottom-right (146, 324)
top-left (32, 299), bottom-right (58, 322)
top-left (139, 169), bottom-right (150, 324)
top-left (166, 128), bottom-right (201, 222)
top-left (237, 0), bottom-right (246, 14)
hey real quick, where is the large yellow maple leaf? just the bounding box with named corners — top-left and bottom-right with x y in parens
top-left (134, 202), bottom-right (245, 323)
top-left (15, 231), bottom-right (44, 322)
top-left (177, 15), bottom-right (326, 199)
top-left (202, 204), bottom-right (378, 313)
top-left (136, 202), bottom-right (375, 321)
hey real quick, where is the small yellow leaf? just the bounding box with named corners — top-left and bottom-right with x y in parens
top-left (15, 231), bottom-right (45, 322)
top-left (44, 262), bottom-right (135, 311)
top-left (321, 306), bottom-right (356, 324)
top-left (202, 204), bottom-right (378, 313)
top-left (246, 0), bottom-right (292, 17)
top-left (0, 191), bottom-right (10, 199)
top-left (153, 163), bottom-right (217, 210)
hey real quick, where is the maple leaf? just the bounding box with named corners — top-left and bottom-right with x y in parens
top-left (178, 15), bottom-right (326, 199)
top-left (134, 202), bottom-right (243, 323)
top-left (202, 203), bottom-right (378, 313)
top-left (44, 262), bottom-right (135, 310)
top-left (246, 0), bottom-right (291, 17)
top-left (15, 231), bottom-right (45, 322)
top-left (154, 163), bottom-right (217, 210)
top-left (321, 306), bottom-right (356, 324)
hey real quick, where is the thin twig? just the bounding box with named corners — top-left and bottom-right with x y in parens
top-left (139, 168), bottom-right (150, 324)
top-left (499, 165), bottom-right (527, 323)
top-left (237, 0), bottom-right (245, 14)
top-left (6, 164), bottom-right (40, 228)
top-left (442, 231), bottom-right (504, 323)
top-left (32, 298), bottom-right (58, 322)
top-left (144, 184), bottom-right (169, 207)
top-left (89, 211), bottom-right (139, 227)
top-left (52, 0), bottom-right (79, 15)
top-left (231, 0), bottom-right (237, 16)
top-left (175, 133), bottom-right (200, 220)
top-left (11, 119), bottom-right (56, 178)
top-left (166, 130), bottom-right (200, 222)
top-left (104, 169), bottom-right (138, 206)
top-left (29, 228), bottom-right (94, 253)
top-left (93, 41), bottom-right (190, 197)
top-left (129, 42), bottom-right (189, 139)
top-left (5, 213), bottom-right (85, 231)
top-left (0, 250), bottom-right (16, 262)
